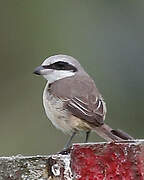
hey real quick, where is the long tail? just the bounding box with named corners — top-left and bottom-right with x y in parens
top-left (93, 123), bottom-right (134, 141)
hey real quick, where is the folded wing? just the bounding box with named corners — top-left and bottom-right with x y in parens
top-left (64, 95), bottom-right (106, 127)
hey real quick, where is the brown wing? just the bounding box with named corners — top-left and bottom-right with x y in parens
top-left (64, 95), bottom-right (106, 127)
top-left (49, 74), bottom-right (106, 127)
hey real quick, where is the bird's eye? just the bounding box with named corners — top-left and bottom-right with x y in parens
top-left (54, 62), bottom-right (66, 69)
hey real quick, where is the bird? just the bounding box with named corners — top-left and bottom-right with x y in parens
top-left (34, 54), bottom-right (133, 148)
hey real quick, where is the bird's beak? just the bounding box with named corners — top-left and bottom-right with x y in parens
top-left (33, 66), bottom-right (45, 75)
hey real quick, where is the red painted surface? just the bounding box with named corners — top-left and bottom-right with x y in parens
top-left (71, 141), bottom-right (144, 180)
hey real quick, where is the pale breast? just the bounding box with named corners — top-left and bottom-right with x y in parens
top-left (43, 83), bottom-right (91, 134)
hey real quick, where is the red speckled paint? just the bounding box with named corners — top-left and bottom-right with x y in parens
top-left (71, 142), bottom-right (144, 180)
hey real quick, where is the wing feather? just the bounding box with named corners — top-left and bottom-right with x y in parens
top-left (65, 95), bottom-right (106, 127)
top-left (48, 74), bottom-right (107, 127)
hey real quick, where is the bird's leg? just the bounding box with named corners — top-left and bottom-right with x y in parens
top-left (59, 132), bottom-right (76, 155)
top-left (85, 131), bottom-right (91, 143)
top-left (64, 131), bottom-right (76, 149)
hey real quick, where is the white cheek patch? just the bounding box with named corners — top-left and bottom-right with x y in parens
top-left (43, 70), bottom-right (75, 83)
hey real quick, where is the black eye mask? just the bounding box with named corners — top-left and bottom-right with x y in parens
top-left (42, 61), bottom-right (77, 72)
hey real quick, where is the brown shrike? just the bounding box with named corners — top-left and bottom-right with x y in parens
top-left (34, 55), bottom-right (133, 148)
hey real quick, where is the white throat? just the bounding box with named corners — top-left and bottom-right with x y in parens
top-left (43, 70), bottom-right (75, 83)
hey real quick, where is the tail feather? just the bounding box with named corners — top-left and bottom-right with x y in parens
top-left (93, 123), bottom-right (134, 141)
top-left (111, 129), bottom-right (134, 140)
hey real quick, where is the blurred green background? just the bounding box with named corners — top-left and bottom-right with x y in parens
top-left (0, 0), bottom-right (144, 155)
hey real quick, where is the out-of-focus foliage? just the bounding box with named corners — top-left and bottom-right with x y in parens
top-left (0, 0), bottom-right (144, 155)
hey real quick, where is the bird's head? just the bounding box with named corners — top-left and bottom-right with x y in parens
top-left (34, 54), bottom-right (83, 83)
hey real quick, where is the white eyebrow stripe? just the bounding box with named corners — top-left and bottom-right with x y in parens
top-left (69, 102), bottom-right (93, 116)
top-left (72, 99), bottom-right (91, 113)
